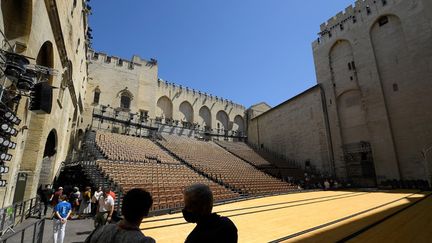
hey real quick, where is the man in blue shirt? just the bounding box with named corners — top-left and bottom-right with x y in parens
top-left (53, 195), bottom-right (72, 243)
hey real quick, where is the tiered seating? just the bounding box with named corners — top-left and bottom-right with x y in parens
top-left (159, 135), bottom-right (298, 195)
top-left (97, 160), bottom-right (239, 211)
top-left (95, 131), bottom-right (179, 164)
top-left (215, 141), bottom-right (306, 180)
top-left (214, 140), bottom-right (272, 167)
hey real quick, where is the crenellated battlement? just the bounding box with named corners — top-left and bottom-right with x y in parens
top-left (319, 5), bottom-right (355, 32)
top-left (88, 49), bottom-right (158, 71)
top-left (157, 78), bottom-right (245, 109)
top-left (313, 0), bottom-right (392, 46)
top-left (88, 49), bottom-right (245, 110)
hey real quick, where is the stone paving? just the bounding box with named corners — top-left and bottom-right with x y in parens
top-left (1, 209), bottom-right (95, 243)
top-left (43, 217), bottom-right (94, 243)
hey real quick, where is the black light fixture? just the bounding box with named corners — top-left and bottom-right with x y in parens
top-left (2, 50), bottom-right (57, 94)
top-left (0, 165), bottom-right (9, 174)
top-left (3, 52), bottom-right (30, 83)
top-left (0, 136), bottom-right (16, 149)
top-left (0, 152), bottom-right (12, 161)
top-left (0, 180), bottom-right (6, 187)
top-left (16, 68), bottom-right (37, 91)
top-left (9, 142), bottom-right (16, 149)
top-left (0, 123), bottom-right (18, 136)
top-left (2, 109), bottom-right (21, 125)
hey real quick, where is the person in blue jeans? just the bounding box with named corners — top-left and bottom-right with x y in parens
top-left (53, 195), bottom-right (72, 243)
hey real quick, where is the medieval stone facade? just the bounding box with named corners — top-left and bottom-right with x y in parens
top-left (0, 0), bottom-right (89, 206)
top-left (248, 0), bottom-right (432, 186)
top-left (83, 50), bottom-right (246, 137)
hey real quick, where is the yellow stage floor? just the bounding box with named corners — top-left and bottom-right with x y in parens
top-left (140, 190), bottom-right (431, 243)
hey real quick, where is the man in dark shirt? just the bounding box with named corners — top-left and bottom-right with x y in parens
top-left (38, 184), bottom-right (53, 216)
top-left (183, 184), bottom-right (238, 243)
top-left (85, 188), bottom-right (155, 243)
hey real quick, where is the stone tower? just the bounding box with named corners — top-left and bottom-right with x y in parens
top-left (313, 0), bottom-right (432, 185)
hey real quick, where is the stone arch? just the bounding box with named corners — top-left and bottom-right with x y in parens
top-left (156, 96), bottom-right (173, 119)
top-left (216, 110), bottom-right (229, 131)
top-left (39, 129), bottom-right (57, 186)
top-left (117, 88), bottom-right (133, 110)
top-left (1, 0), bottom-right (32, 46)
top-left (329, 39), bottom-right (358, 96)
top-left (233, 115), bottom-right (244, 132)
top-left (179, 101), bottom-right (194, 123)
top-left (330, 39), bottom-right (377, 184)
top-left (370, 14), bottom-right (409, 178)
top-left (198, 106), bottom-right (212, 130)
top-left (36, 41), bottom-right (54, 85)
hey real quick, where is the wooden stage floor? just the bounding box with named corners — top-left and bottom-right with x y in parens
top-left (140, 190), bottom-right (432, 243)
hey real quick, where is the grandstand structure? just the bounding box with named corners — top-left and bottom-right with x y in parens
top-left (158, 135), bottom-right (297, 195)
top-left (57, 129), bottom-right (306, 214)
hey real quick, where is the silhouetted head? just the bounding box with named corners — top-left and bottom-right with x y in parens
top-left (182, 184), bottom-right (213, 223)
top-left (121, 188), bottom-right (153, 226)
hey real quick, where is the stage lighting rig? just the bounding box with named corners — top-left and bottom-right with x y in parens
top-left (0, 49), bottom-right (58, 94)
top-left (1, 51), bottom-right (29, 83)
top-left (0, 123), bottom-right (18, 137)
top-left (3, 109), bottom-right (21, 126)
top-left (0, 152), bottom-right (12, 162)
top-left (0, 42), bottom-right (59, 187)
top-left (0, 136), bottom-right (16, 150)
top-left (0, 165), bottom-right (9, 174)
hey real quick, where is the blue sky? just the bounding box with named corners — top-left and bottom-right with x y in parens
top-left (89, 0), bottom-right (354, 107)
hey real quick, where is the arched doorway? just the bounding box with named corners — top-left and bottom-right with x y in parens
top-left (36, 42), bottom-right (54, 85)
top-left (38, 130), bottom-right (57, 186)
top-left (329, 39), bottom-right (376, 186)
top-left (370, 14), bottom-right (411, 180)
top-left (179, 101), bottom-right (194, 123)
top-left (1, 0), bottom-right (32, 48)
top-left (156, 96), bottom-right (173, 119)
top-left (216, 110), bottom-right (229, 132)
top-left (233, 115), bottom-right (244, 133)
top-left (198, 106), bottom-right (212, 131)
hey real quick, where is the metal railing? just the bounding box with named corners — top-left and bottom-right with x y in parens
top-left (0, 218), bottom-right (45, 243)
top-left (0, 197), bottom-right (41, 236)
top-left (91, 107), bottom-right (247, 139)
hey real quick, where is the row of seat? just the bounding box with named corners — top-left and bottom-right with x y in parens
top-left (159, 135), bottom-right (298, 195)
top-left (97, 160), bottom-right (240, 211)
top-left (214, 140), bottom-right (272, 167)
top-left (95, 131), bottom-right (179, 164)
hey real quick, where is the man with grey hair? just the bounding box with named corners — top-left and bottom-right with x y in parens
top-left (182, 184), bottom-right (237, 243)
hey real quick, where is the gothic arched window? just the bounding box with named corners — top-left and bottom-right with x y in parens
top-left (93, 88), bottom-right (101, 104)
top-left (120, 95), bottom-right (131, 109)
top-left (117, 88), bottom-right (133, 110)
